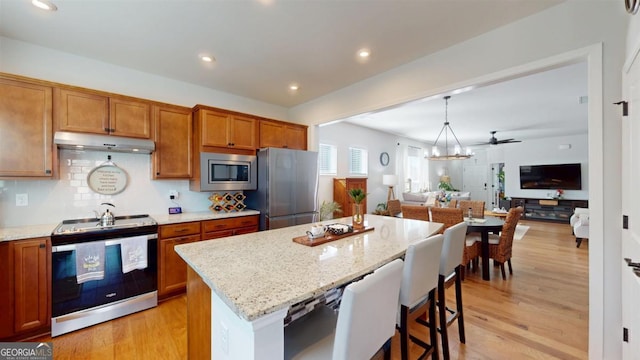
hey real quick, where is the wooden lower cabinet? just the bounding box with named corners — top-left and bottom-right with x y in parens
top-left (158, 222), bottom-right (201, 299)
top-left (158, 215), bottom-right (259, 299)
top-left (0, 237), bottom-right (51, 340)
top-left (201, 215), bottom-right (259, 240)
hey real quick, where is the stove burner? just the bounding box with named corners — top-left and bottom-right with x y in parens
top-left (51, 214), bottom-right (158, 245)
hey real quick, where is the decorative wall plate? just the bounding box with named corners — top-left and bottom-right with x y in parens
top-left (87, 164), bottom-right (128, 195)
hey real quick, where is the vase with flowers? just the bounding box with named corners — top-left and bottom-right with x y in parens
top-left (348, 188), bottom-right (367, 229)
top-left (554, 189), bottom-right (564, 199)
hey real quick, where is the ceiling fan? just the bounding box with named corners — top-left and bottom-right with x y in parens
top-left (482, 131), bottom-right (522, 145)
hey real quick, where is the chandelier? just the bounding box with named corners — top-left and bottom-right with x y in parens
top-left (426, 96), bottom-right (473, 161)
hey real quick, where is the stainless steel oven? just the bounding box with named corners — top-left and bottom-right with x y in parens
top-left (50, 215), bottom-right (158, 337)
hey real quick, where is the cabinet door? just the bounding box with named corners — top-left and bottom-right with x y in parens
top-left (13, 238), bottom-right (49, 333)
top-left (259, 121), bottom-right (285, 148)
top-left (159, 234), bottom-right (200, 297)
top-left (109, 97), bottom-right (151, 138)
top-left (229, 115), bottom-right (257, 150)
top-left (285, 125), bottom-right (307, 150)
top-left (259, 120), bottom-right (306, 150)
top-left (152, 105), bottom-right (192, 179)
top-left (55, 88), bottom-right (109, 134)
top-left (0, 242), bottom-right (12, 338)
top-left (201, 110), bottom-right (230, 147)
top-left (0, 79), bottom-right (53, 177)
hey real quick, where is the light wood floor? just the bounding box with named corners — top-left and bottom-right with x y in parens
top-left (35, 220), bottom-right (588, 359)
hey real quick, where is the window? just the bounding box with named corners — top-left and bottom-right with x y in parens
top-left (349, 147), bottom-right (368, 176)
top-left (406, 146), bottom-right (422, 192)
top-left (319, 143), bottom-right (337, 175)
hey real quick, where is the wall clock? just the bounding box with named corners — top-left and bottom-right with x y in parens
top-left (379, 152), bottom-right (390, 166)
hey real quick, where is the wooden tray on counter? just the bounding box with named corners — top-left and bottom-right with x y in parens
top-left (292, 226), bottom-right (375, 247)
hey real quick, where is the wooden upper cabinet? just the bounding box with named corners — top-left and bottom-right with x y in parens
top-left (0, 78), bottom-right (54, 178)
top-left (109, 97), bottom-right (151, 138)
top-left (55, 88), bottom-right (151, 139)
top-left (259, 120), bottom-right (307, 150)
top-left (55, 88), bottom-right (109, 134)
top-left (230, 114), bottom-right (258, 150)
top-left (197, 107), bottom-right (257, 151)
top-left (152, 104), bottom-right (192, 179)
top-left (201, 110), bottom-right (229, 147)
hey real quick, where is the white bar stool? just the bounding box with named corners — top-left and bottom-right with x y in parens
top-left (397, 234), bottom-right (445, 360)
top-left (438, 221), bottom-right (468, 360)
top-left (284, 259), bottom-right (404, 360)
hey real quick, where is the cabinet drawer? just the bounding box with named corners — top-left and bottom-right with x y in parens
top-left (202, 229), bottom-right (234, 241)
top-left (202, 215), bottom-right (258, 233)
top-left (159, 222), bottom-right (201, 238)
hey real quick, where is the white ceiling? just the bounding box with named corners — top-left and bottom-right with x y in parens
top-left (0, 0), bottom-right (562, 109)
top-left (341, 61), bottom-right (588, 147)
top-left (1, 0), bottom-right (585, 145)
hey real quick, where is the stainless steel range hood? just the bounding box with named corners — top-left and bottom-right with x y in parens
top-left (54, 131), bottom-right (155, 154)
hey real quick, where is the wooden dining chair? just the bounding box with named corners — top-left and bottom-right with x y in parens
top-left (401, 204), bottom-right (430, 221)
top-left (459, 200), bottom-right (485, 218)
top-left (430, 207), bottom-right (463, 234)
top-left (386, 199), bottom-right (402, 217)
top-left (487, 206), bottom-right (524, 279)
top-left (448, 199), bottom-right (458, 208)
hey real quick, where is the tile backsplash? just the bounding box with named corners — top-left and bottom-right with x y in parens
top-left (0, 149), bottom-right (212, 227)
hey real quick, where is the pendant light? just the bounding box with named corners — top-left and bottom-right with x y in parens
top-left (426, 96), bottom-right (472, 161)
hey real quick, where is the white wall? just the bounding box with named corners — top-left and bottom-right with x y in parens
top-left (291, 3), bottom-right (627, 359)
top-left (317, 122), bottom-right (429, 214)
top-left (502, 134), bottom-right (589, 200)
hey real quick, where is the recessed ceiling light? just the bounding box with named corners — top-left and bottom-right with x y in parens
top-left (358, 49), bottom-right (370, 58)
top-left (200, 55), bottom-right (214, 63)
top-left (289, 84), bottom-right (299, 91)
top-left (32, 0), bottom-right (57, 11)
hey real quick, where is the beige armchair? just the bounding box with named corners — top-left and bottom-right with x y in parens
top-left (571, 208), bottom-right (589, 248)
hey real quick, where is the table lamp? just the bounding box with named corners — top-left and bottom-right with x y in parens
top-left (383, 174), bottom-right (398, 202)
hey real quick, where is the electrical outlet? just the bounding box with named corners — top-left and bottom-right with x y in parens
top-left (169, 190), bottom-right (179, 200)
top-left (16, 193), bottom-right (28, 206)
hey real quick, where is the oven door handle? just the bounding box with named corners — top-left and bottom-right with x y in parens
top-left (52, 234), bottom-right (157, 253)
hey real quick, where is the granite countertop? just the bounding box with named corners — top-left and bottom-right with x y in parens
top-left (151, 210), bottom-right (259, 225)
top-left (0, 210), bottom-right (260, 242)
top-left (174, 214), bottom-right (443, 322)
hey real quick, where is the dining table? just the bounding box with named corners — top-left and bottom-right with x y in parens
top-left (466, 216), bottom-right (505, 281)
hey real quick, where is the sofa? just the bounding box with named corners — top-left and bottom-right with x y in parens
top-left (402, 191), bottom-right (471, 206)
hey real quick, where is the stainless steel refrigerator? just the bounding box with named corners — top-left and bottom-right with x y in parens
top-left (244, 148), bottom-right (319, 230)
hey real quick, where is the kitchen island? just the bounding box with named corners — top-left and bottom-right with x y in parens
top-left (175, 214), bottom-right (443, 359)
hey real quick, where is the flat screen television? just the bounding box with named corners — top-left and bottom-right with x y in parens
top-left (519, 163), bottom-right (582, 190)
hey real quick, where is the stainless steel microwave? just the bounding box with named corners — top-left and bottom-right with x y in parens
top-left (190, 152), bottom-right (257, 192)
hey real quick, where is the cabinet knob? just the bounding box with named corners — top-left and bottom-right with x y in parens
top-left (39, 243), bottom-right (45, 248)
top-left (156, 172), bottom-right (160, 175)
